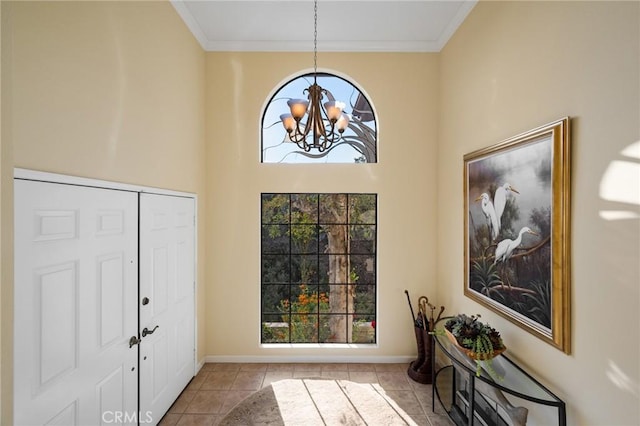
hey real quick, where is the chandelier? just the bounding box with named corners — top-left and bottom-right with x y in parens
top-left (279, 0), bottom-right (350, 153)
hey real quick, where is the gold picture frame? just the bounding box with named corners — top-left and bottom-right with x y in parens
top-left (464, 118), bottom-right (571, 353)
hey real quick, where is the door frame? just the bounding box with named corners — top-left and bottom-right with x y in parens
top-left (15, 168), bottom-right (196, 199)
top-left (13, 168), bottom-right (199, 378)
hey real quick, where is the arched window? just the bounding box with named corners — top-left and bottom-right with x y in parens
top-left (262, 72), bottom-right (377, 164)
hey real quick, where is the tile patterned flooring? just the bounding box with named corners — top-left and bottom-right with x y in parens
top-left (159, 362), bottom-right (454, 426)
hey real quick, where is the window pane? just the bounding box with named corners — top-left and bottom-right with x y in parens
top-left (290, 225), bottom-right (318, 254)
top-left (349, 194), bottom-right (376, 224)
top-left (291, 194), bottom-right (318, 224)
top-left (262, 314), bottom-right (289, 343)
top-left (318, 284), bottom-right (331, 313)
top-left (291, 194), bottom-right (317, 222)
top-left (290, 284), bottom-right (319, 312)
top-left (350, 225), bottom-right (376, 254)
top-left (317, 255), bottom-right (330, 285)
top-left (319, 194), bottom-right (347, 223)
top-left (350, 255), bottom-right (375, 284)
top-left (261, 255), bottom-right (289, 284)
top-left (319, 255), bottom-right (348, 284)
top-left (326, 284), bottom-right (349, 314)
top-left (316, 315), bottom-right (335, 343)
top-left (262, 194), bottom-right (290, 223)
top-left (262, 224), bottom-right (289, 254)
top-left (323, 315), bottom-right (348, 343)
top-left (354, 285), bottom-right (376, 314)
top-left (291, 255), bottom-right (318, 284)
top-left (261, 284), bottom-right (289, 314)
top-left (290, 314), bottom-right (322, 343)
top-left (320, 226), bottom-right (347, 253)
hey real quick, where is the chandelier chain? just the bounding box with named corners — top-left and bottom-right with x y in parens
top-left (278, 0), bottom-right (349, 153)
top-left (313, 0), bottom-right (318, 74)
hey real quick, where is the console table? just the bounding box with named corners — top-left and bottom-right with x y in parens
top-left (431, 320), bottom-right (566, 426)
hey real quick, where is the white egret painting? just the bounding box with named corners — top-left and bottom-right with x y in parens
top-left (464, 118), bottom-right (571, 353)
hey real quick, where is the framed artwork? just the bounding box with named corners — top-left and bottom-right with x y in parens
top-left (464, 118), bottom-right (571, 353)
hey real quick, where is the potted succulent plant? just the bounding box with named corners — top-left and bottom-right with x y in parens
top-left (444, 313), bottom-right (506, 376)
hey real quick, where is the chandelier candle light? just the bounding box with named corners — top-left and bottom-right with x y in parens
top-left (279, 0), bottom-right (350, 152)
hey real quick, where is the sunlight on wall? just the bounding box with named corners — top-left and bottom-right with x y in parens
top-left (599, 140), bottom-right (640, 220)
top-left (606, 359), bottom-right (640, 398)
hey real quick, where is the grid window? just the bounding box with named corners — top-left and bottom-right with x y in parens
top-left (261, 193), bottom-right (377, 344)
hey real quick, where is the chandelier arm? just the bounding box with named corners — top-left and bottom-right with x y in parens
top-left (310, 85), bottom-right (329, 149)
top-left (317, 87), bottom-right (343, 152)
top-left (288, 125), bottom-right (310, 151)
top-left (319, 130), bottom-right (342, 152)
top-left (296, 139), bottom-right (353, 159)
top-left (319, 87), bottom-right (339, 129)
top-left (292, 119), bottom-right (311, 142)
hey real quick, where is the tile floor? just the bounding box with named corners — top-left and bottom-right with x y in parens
top-left (159, 362), bottom-right (454, 426)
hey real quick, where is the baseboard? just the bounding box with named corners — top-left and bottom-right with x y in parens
top-left (196, 357), bottom-right (206, 375)
top-left (202, 355), bottom-right (415, 364)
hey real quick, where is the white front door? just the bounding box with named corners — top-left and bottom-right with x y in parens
top-left (14, 180), bottom-right (139, 425)
top-left (139, 193), bottom-right (195, 423)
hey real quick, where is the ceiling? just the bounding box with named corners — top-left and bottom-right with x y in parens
top-left (171, 0), bottom-right (477, 52)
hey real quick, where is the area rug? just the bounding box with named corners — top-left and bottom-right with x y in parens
top-left (219, 378), bottom-right (418, 425)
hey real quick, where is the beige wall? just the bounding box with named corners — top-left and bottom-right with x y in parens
top-left (438, 1), bottom-right (639, 424)
top-left (9, 1), bottom-right (205, 191)
top-left (1, 2), bottom-right (206, 423)
top-left (0, 2), bottom-right (7, 422)
top-left (205, 52), bottom-right (439, 360)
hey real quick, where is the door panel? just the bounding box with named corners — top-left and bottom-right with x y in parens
top-left (139, 193), bottom-right (195, 423)
top-left (14, 180), bottom-right (138, 426)
top-left (99, 253), bottom-right (125, 348)
top-left (38, 261), bottom-right (77, 387)
top-left (151, 245), bottom-right (170, 316)
top-left (96, 366), bottom-right (126, 424)
top-left (45, 401), bottom-right (77, 426)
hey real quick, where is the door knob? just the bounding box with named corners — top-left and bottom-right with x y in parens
top-left (142, 326), bottom-right (159, 337)
top-left (142, 297), bottom-right (150, 305)
top-left (129, 336), bottom-right (140, 348)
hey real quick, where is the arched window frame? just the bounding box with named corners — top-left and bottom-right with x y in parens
top-left (261, 70), bottom-right (378, 164)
